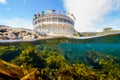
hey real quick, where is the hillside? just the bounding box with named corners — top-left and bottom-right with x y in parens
top-left (75, 30), bottom-right (120, 37)
top-left (0, 25), bottom-right (39, 40)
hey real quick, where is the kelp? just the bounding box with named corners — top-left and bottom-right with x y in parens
top-left (86, 50), bottom-right (120, 80)
top-left (0, 59), bottom-right (49, 80)
top-left (0, 59), bottom-right (23, 79)
top-left (59, 63), bottom-right (97, 80)
top-left (0, 50), bottom-right (120, 80)
top-left (0, 37), bottom-right (120, 80)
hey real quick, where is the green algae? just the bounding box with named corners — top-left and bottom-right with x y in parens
top-left (0, 34), bottom-right (120, 79)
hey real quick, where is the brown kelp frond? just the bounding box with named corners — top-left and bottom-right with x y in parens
top-left (0, 59), bottom-right (43, 80)
top-left (0, 59), bottom-right (24, 79)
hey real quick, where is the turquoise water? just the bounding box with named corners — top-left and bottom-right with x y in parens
top-left (55, 34), bottom-right (120, 58)
top-left (60, 43), bottom-right (120, 56)
top-left (0, 33), bottom-right (120, 79)
top-left (0, 33), bottom-right (120, 64)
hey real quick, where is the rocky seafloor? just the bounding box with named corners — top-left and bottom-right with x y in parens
top-left (0, 33), bottom-right (120, 80)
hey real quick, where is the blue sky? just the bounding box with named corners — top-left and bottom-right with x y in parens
top-left (0, 0), bottom-right (65, 30)
top-left (0, 0), bottom-right (120, 32)
top-left (0, 0), bottom-right (64, 19)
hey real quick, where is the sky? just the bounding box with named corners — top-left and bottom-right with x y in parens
top-left (0, 0), bottom-right (120, 32)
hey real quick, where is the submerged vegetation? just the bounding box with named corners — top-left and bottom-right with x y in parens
top-left (0, 35), bottom-right (120, 80)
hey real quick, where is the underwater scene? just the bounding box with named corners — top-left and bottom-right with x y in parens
top-left (0, 34), bottom-right (120, 80)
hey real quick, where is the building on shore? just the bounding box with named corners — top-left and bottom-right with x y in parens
top-left (33, 12), bottom-right (75, 36)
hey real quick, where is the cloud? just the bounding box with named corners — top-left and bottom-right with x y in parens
top-left (63, 0), bottom-right (120, 32)
top-left (1, 18), bottom-right (33, 30)
top-left (0, 0), bottom-right (6, 4)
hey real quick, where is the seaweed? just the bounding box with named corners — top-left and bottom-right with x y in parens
top-left (0, 37), bottom-right (120, 80)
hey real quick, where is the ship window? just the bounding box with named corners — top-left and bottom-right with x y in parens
top-left (41, 19), bottom-right (43, 22)
top-left (47, 18), bottom-right (49, 21)
top-left (58, 18), bottom-right (63, 22)
top-left (38, 20), bottom-right (40, 23)
top-left (52, 17), bottom-right (57, 21)
top-left (49, 18), bottom-right (51, 21)
top-left (35, 21), bottom-right (37, 24)
top-left (44, 18), bottom-right (47, 22)
top-left (64, 19), bottom-right (67, 23)
top-left (47, 18), bottom-right (51, 21)
top-left (42, 19), bottom-right (46, 22)
top-left (68, 20), bottom-right (71, 24)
